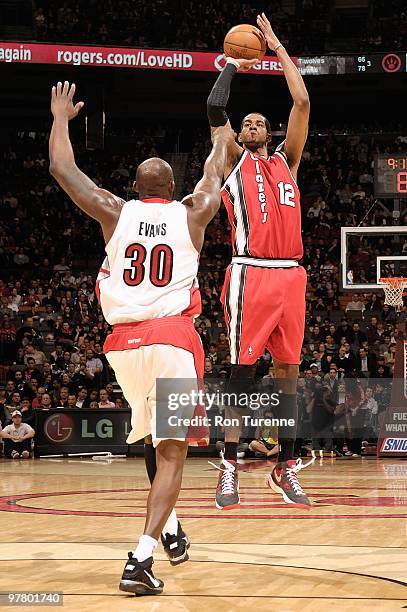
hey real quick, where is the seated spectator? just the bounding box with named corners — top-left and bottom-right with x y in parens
top-left (40, 393), bottom-right (54, 410)
top-left (1, 410), bottom-right (35, 459)
top-left (115, 397), bottom-right (125, 409)
top-left (204, 357), bottom-right (216, 378)
top-left (5, 391), bottom-right (21, 412)
top-left (86, 349), bottom-right (103, 378)
top-left (76, 388), bottom-right (89, 408)
top-left (356, 347), bottom-right (377, 377)
top-left (20, 398), bottom-right (35, 425)
top-left (15, 316), bottom-right (42, 348)
top-left (248, 410), bottom-right (279, 458)
top-left (24, 342), bottom-right (46, 365)
top-left (32, 386), bottom-right (46, 409)
top-left (24, 357), bottom-right (43, 384)
top-left (98, 389), bottom-right (115, 409)
top-left (345, 294), bottom-right (365, 312)
top-left (56, 386), bottom-right (70, 407)
top-left (67, 394), bottom-right (77, 408)
top-left (333, 346), bottom-right (356, 375)
top-left (216, 331), bottom-right (230, 360)
top-left (384, 343), bottom-right (396, 367)
top-left (89, 400), bottom-right (99, 409)
top-left (352, 322), bottom-right (367, 349)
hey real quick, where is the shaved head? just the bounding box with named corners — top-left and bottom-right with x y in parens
top-left (135, 157), bottom-right (175, 200)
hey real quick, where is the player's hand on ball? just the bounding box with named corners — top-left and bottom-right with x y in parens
top-left (231, 57), bottom-right (259, 72)
top-left (256, 13), bottom-right (280, 51)
top-left (51, 81), bottom-right (84, 120)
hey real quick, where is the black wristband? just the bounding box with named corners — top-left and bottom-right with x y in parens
top-left (207, 62), bottom-right (237, 127)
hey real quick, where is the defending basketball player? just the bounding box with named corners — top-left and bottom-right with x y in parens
top-left (207, 13), bottom-right (313, 510)
top-left (49, 81), bottom-right (234, 594)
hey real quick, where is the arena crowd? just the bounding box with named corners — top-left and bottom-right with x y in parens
top-left (27, 0), bottom-right (407, 54)
top-left (0, 123), bottom-right (404, 456)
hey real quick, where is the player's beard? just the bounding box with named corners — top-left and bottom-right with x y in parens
top-left (243, 137), bottom-right (267, 152)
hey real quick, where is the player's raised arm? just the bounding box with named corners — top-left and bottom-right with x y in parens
top-left (49, 81), bottom-right (124, 243)
top-left (257, 13), bottom-right (310, 178)
top-left (207, 58), bottom-right (257, 174)
top-left (183, 125), bottom-right (235, 250)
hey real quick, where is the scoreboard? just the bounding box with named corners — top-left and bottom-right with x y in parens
top-left (374, 154), bottom-right (407, 198)
top-left (297, 52), bottom-right (406, 75)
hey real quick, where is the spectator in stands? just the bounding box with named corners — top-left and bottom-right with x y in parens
top-left (20, 398), bottom-right (35, 426)
top-left (1, 410), bottom-right (35, 459)
top-left (56, 386), bottom-right (69, 407)
top-left (356, 347), bottom-right (377, 377)
top-left (24, 342), bottom-right (46, 365)
top-left (98, 389), bottom-right (115, 409)
top-left (5, 391), bottom-right (21, 412)
top-left (24, 357), bottom-right (43, 384)
top-left (67, 394), bottom-right (77, 408)
top-left (40, 393), bottom-right (53, 409)
top-left (15, 316), bottom-right (42, 348)
top-left (333, 346), bottom-right (356, 374)
top-left (76, 388), bottom-right (88, 408)
top-left (86, 349), bottom-right (103, 378)
top-left (115, 397), bottom-right (125, 408)
top-left (32, 386), bottom-right (45, 409)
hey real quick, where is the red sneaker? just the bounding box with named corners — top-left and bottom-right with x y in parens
top-left (266, 458), bottom-right (315, 509)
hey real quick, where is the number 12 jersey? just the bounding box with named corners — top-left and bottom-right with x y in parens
top-left (221, 150), bottom-right (303, 260)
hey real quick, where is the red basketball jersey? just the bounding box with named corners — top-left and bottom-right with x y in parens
top-left (221, 150), bottom-right (303, 260)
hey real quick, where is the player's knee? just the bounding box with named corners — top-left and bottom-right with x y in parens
top-left (273, 360), bottom-right (298, 380)
top-left (157, 439), bottom-right (188, 464)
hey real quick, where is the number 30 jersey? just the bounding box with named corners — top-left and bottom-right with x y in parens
top-left (221, 150), bottom-right (303, 260)
top-left (96, 199), bottom-right (201, 325)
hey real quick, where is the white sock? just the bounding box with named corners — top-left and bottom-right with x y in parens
top-left (161, 509), bottom-right (178, 537)
top-left (133, 534), bottom-right (157, 562)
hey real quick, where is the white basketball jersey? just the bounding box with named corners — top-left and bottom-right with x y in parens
top-left (96, 199), bottom-right (201, 325)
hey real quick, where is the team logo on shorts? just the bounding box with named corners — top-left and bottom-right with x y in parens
top-left (248, 346), bottom-right (253, 355)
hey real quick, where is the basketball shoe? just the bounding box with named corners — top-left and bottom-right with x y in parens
top-left (161, 521), bottom-right (190, 566)
top-left (209, 451), bottom-right (240, 510)
top-left (119, 553), bottom-right (163, 595)
top-left (266, 457), bottom-right (315, 509)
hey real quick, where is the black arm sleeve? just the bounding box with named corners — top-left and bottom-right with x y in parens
top-left (207, 62), bottom-right (237, 127)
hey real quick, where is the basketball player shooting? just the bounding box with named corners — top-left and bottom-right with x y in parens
top-left (49, 81), bottom-right (234, 595)
top-left (207, 13), bottom-right (313, 510)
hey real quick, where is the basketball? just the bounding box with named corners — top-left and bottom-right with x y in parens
top-left (224, 24), bottom-right (266, 61)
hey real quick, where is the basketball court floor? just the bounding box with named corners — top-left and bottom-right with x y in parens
top-left (0, 456), bottom-right (406, 611)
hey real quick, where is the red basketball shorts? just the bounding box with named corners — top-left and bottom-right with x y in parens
top-left (221, 263), bottom-right (306, 365)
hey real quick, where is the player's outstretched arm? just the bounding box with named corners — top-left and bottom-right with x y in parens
top-left (257, 13), bottom-right (310, 178)
top-left (207, 57), bottom-right (257, 175)
top-left (49, 81), bottom-right (124, 243)
top-left (183, 125), bottom-right (235, 250)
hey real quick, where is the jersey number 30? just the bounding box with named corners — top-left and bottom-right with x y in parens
top-left (123, 243), bottom-right (174, 287)
top-left (277, 182), bottom-right (296, 207)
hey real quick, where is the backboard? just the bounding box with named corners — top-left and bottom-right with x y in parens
top-left (341, 226), bottom-right (407, 290)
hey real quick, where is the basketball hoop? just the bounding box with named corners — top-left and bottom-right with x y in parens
top-left (379, 277), bottom-right (407, 310)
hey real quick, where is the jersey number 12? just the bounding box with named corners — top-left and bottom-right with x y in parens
top-left (277, 182), bottom-right (296, 207)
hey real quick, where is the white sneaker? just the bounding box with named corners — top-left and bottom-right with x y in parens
top-left (11, 450), bottom-right (20, 459)
top-left (21, 450), bottom-right (30, 459)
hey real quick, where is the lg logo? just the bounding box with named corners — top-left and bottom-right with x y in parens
top-left (44, 414), bottom-right (73, 443)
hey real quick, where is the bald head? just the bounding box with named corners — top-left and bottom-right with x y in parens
top-left (135, 157), bottom-right (175, 200)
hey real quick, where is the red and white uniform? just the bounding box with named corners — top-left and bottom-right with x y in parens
top-left (98, 198), bottom-right (207, 446)
top-left (220, 150), bottom-right (306, 365)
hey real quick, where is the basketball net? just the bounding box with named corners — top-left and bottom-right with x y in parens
top-left (379, 277), bottom-right (407, 310)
